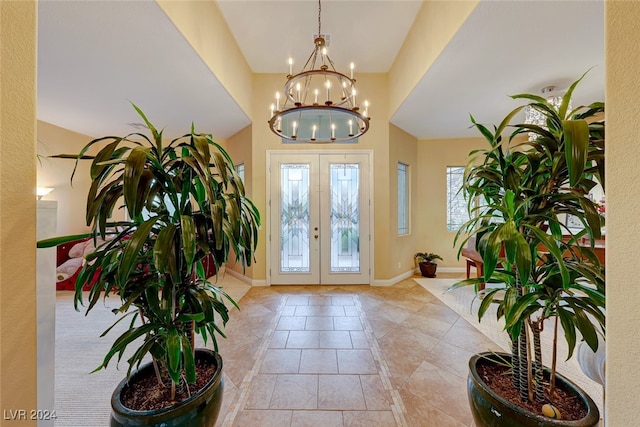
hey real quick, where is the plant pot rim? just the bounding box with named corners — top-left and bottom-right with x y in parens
top-left (469, 352), bottom-right (600, 426)
top-left (111, 348), bottom-right (223, 419)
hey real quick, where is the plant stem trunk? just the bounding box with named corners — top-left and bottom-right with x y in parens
top-left (516, 285), bottom-right (529, 401)
top-left (531, 321), bottom-right (545, 402)
top-left (511, 337), bottom-right (520, 391)
top-left (525, 321), bottom-right (534, 402)
top-left (550, 315), bottom-right (559, 402)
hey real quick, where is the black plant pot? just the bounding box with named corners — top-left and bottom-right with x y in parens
top-left (419, 261), bottom-right (438, 277)
top-left (110, 349), bottom-right (224, 427)
top-left (468, 352), bottom-right (600, 427)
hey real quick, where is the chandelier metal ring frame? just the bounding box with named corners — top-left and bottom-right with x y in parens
top-left (268, 0), bottom-right (370, 144)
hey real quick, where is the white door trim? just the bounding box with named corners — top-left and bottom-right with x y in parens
top-left (266, 150), bottom-right (374, 286)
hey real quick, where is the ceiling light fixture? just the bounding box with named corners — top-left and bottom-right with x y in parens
top-left (523, 85), bottom-right (571, 140)
top-left (268, 0), bottom-right (370, 143)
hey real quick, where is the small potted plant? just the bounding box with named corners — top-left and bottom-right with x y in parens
top-left (38, 105), bottom-right (260, 426)
top-left (450, 72), bottom-right (604, 426)
top-left (415, 252), bottom-right (443, 277)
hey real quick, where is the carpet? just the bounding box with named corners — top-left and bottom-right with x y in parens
top-left (414, 277), bottom-right (604, 415)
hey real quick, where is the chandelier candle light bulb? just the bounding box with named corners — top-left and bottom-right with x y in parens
top-left (314, 89), bottom-right (319, 104)
top-left (348, 119), bottom-right (354, 136)
top-left (275, 92), bottom-right (280, 111)
top-left (292, 121), bottom-right (298, 138)
top-left (331, 123), bottom-right (336, 141)
top-left (311, 124), bottom-right (317, 141)
top-left (350, 62), bottom-right (354, 79)
top-left (296, 84), bottom-right (301, 103)
top-left (326, 81), bottom-right (331, 104)
top-left (288, 57), bottom-right (293, 76)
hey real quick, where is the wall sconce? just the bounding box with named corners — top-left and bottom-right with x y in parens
top-left (36, 187), bottom-right (54, 200)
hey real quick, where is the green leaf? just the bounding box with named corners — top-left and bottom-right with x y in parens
top-left (97, 323), bottom-right (156, 371)
top-left (572, 304), bottom-right (599, 352)
top-left (505, 291), bottom-right (541, 329)
top-left (131, 103), bottom-right (162, 150)
top-left (181, 215), bottom-right (196, 269)
top-left (559, 69), bottom-right (591, 119)
top-left (558, 308), bottom-right (577, 360)
top-left (37, 233), bottom-right (92, 248)
top-left (563, 120), bottom-right (589, 187)
top-left (154, 224), bottom-right (176, 275)
top-left (477, 288), bottom-right (503, 322)
top-left (514, 233), bottom-right (532, 287)
top-left (181, 336), bottom-right (196, 383)
top-left (166, 328), bottom-right (181, 384)
top-left (123, 146), bottom-right (149, 218)
top-left (117, 217), bottom-right (159, 287)
top-left (481, 226), bottom-right (502, 281)
top-left (525, 225), bottom-right (570, 286)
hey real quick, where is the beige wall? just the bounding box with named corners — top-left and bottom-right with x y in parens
top-left (605, 1), bottom-right (640, 424)
top-left (250, 73), bottom-right (394, 282)
top-left (388, 0), bottom-right (479, 115)
top-left (157, 0), bottom-right (253, 118)
top-left (0, 0), bottom-right (38, 422)
top-left (415, 137), bottom-right (486, 269)
top-left (388, 124), bottom-right (420, 278)
top-left (223, 124), bottom-right (255, 278)
top-left (37, 121), bottom-right (96, 236)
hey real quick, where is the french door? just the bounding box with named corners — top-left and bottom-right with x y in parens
top-left (268, 152), bottom-right (371, 285)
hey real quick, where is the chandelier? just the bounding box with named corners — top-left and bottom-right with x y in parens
top-left (523, 85), bottom-right (571, 140)
top-left (268, 0), bottom-right (370, 143)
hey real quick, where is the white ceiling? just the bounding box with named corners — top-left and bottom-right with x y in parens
top-left (37, 0), bottom-right (605, 141)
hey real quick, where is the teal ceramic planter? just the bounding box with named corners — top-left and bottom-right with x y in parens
top-left (468, 352), bottom-right (599, 427)
top-left (110, 349), bottom-right (224, 427)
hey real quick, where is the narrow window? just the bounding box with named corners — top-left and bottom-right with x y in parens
top-left (236, 162), bottom-right (245, 183)
top-left (447, 166), bottom-right (470, 231)
top-left (398, 162), bottom-right (409, 235)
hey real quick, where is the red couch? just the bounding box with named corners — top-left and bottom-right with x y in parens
top-left (56, 238), bottom-right (217, 291)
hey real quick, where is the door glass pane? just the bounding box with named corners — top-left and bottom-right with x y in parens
top-left (280, 164), bottom-right (310, 272)
top-left (330, 163), bottom-right (360, 272)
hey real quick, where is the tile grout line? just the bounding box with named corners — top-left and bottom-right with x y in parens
top-left (355, 295), bottom-right (409, 427)
top-left (221, 297), bottom-right (287, 427)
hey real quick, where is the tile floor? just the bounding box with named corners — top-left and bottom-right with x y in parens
top-left (211, 273), bottom-right (502, 427)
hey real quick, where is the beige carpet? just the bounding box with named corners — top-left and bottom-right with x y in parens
top-left (414, 277), bottom-right (603, 415)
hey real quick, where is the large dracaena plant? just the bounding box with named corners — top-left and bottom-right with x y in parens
top-left (450, 72), bottom-right (605, 404)
top-left (38, 105), bottom-right (260, 400)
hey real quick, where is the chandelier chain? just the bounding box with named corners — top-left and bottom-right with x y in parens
top-left (318, 0), bottom-right (322, 37)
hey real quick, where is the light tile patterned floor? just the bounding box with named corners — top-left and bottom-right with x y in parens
top-left (208, 273), bottom-right (498, 427)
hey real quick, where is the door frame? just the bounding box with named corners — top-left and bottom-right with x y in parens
top-left (266, 149), bottom-right (375, 286)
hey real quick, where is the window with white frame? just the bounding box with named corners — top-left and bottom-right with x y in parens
top-left (447, 166), bottom-right (470, 231)
top-left (398, 162), bottom-right (409, 235)
top-left (236, 162), bottom-right (245, 183)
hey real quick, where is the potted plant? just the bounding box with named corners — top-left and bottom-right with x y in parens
top-left (415, 252), bottom-right (443, 277)
top-left (450, 72), bottom-right (605, 426)
top-left (38, 105), bottom-right (260, 426)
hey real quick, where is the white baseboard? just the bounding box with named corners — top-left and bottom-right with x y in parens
top-left (224, 268), bottom-right (268, 286)
top-left (372, 269), bottom-right (416, 286)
